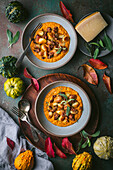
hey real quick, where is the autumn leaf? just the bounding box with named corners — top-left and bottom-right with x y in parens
top-left (54, 143), bottom-right (67, 159)
top-left (80, 64), bottom-right (98, 85)
top-left (60, 1), bottom-right (74, 23)
top-left (89, 59), bottom-right (108, 70)
top-left (45, 137), bottom-right (55, 158)
top-left (6, 137), bottom-right (15, 150)
top-left (24, 67), bottom-right (33, 79)
top-left (24, 67), bottom-right (39, 92)
top-left (62, 137), bottom-right (76, 155)
top-left (103, 73), bottom-right (112, 94)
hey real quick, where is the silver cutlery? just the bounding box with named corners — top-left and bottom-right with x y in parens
top-left (15, 22), bottom-right (42, 68)
top-left (18, 99), bottom-right (39, 142)
top-left (11, 106), bottom-right (47, 141)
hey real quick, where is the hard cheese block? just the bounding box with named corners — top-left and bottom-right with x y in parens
top-left (75, 12), bottom-right (108, 42)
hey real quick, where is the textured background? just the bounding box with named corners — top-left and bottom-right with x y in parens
top-left (0, 0), bottom-right (113, 169)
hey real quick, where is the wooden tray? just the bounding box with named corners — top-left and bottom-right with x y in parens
top-left (19, 73), bottom-right (99, 151)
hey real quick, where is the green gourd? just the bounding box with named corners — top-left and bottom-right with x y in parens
top-left (4, 77), bottom-right (25, 99)
top-left (5, 1), bottom-right (26, 23)
top-left (0, 56), bottom-right (18, 78)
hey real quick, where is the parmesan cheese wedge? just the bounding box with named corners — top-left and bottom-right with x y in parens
top-left (75, 12), bottom-right (108, 42)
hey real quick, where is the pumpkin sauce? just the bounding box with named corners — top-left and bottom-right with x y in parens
top-left (44, 86), bottom-right (83, 127)
top-left (30, 22), bottom-right (70, 62)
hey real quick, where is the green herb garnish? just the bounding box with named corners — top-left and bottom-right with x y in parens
top-left (58, 93), bottom-right (68, 100)
top-left (7, 29), bottom-right (20, 48)
top-left (93, 48), bottom-right (99, 59)
top-left (77, 130), bottom-right (100, 150)
top-left (103, 32), bottom-right (112, 51)
top-left (56, 47), bottom-right (62, 54)
top-left (66, 106), bottom-right (70, 116)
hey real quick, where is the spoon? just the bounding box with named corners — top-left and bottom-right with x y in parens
top-left (18, 99), bottom-right (39, 142)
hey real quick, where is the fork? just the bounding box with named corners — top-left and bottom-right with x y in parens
top-left (15, 22), bottom-right (42, 68)
top-left (11, 106), bottom-right (47, 141)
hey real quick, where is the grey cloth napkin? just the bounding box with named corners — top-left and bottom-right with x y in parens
top-left (0, 108), bottom-right (54, 170)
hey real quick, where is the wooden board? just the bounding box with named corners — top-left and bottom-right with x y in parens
top-left (19, 73), bottom-right (99, 151)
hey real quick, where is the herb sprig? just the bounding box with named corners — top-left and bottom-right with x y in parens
top-left (85, 32), bottom-right (112, 59)
top-left (77, 130), bottom-right (100, 152)
top-left (7, 29), bottom-right (20, 48)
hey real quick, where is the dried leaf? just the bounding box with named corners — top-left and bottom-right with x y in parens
top-left (62, 137), bottom-right (76, 155)
top-left (24, 67), bottom-right (33, 79)
top-left (6, 137), bottom-right (15, 150)
top-left (103, 73), bottom-right (112, 94)
top-left (60, 1), bottom-right (74, 22)
top-left (54, 143), bottom-right (67, 159)
top-left (89, 59), bottom-right (108, 70)
top-left (31, 78), bottom-right (39, 92)
top-left (24, 68), bottom-right (39, 92)
top-left (45, 137), bottom-right (55, 158)
top-left (80, 64), bottom-right (98, 85)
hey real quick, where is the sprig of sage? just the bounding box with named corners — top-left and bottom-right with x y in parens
top-left (7, 29), bottom-right (20, 48)
top-left (66, 106), bottom-right (70, 116)
top-left (58, 93), bottom-right (68, 100)
top-left (85, 32), bottom-right (112, 59)
top-left (56, 47), bottom-right (62, 54)
top-left (77, 130), bottom-right (100, 152)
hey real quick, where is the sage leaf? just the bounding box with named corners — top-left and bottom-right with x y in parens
top-left (90, 130), bottom-right (100, 137)
top-left (77, 132), bottom-right (83, 153)
top-left (87, 138), bottom-right (91, 147)
top-left (12, 31), bottom-right (20, 44)
top-left (7, 29), bottom-right (13, 44)
top-left (104, 32), bottom-right (112, 51)
top-left (66, 106), bottom-right (70, 116)
top-left (89, 42), bottom-right (100, 47)
top-left (7, 29), bottom-right (20, 48)
top-left (82, 130), bottom-right (100, 138)
top-left (81, 140), bottom-right (88, 149)
top-left (93, 48), bottom-right (99, 59)
top-left (67, 99), bottom-right (75, 103)
top-left (58, 93), bottom-right (68, 100)
top-left (56, 47), bottom-right (62, 54)
top-left (99, 39), bottom-right (104, 48)
top-left (60, 100), bottom-right (66, 104)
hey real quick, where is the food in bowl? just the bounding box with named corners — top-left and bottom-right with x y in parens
top-left (75, 12), bottom-right (108, 42)
top-left (30, 22), bottom-right (70, 62)
top-left (43, 86), bottom-right (83, 127)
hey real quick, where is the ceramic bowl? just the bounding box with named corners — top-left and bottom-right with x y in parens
top-left (22, 13), bottom-right (77, 69)
top-left (35, 80), bottom-right (91, 137)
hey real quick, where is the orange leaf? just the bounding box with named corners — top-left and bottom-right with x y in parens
top-left (103, 73), bottom-right (112, 94)
top-left (62, 137), bottom-right (76, 155)
top-left (60, 1), bottom-right (74, 23)
top-left (80, 64), bottom-right (98, 85)
top-left (89, 59), bottom-right (108, 69)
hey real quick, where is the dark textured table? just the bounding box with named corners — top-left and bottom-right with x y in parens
top-left (0, 0), bottom-right (113, 170)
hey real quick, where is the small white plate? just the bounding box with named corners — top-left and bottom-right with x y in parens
top-left (35, 80), bottom-right (91, 137)
top-left (22, 13), bottom-right (77, 69)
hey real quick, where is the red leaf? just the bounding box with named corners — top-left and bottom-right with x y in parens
top-left (54, 143), bottom-right (67, 159)
top-left (80, 64), bottom-right (98, 85)
top-left (6, 137), bottom-right (15, 150)
top-left (24, 67), bottom-right (33, 79)
top-left (60, 1), bottom-right (74, 23)
top-left (103, 73), bottom-right (112, 94)
top-left (89, 59), bottom-right (108, 69)
top-left (62, 138), bottom-right (76, 155)
top-left (31, 78), bottom-right (39, 92)
top-left (24, 68), bottom-right (39, 92)
top-left (45, 137), bottom-right (55, 158)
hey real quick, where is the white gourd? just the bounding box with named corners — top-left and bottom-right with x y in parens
top-left (93, 136), bottom-right (113, 160)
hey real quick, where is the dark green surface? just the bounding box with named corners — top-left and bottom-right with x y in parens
top-left (0, 0), bottom-right (113, 170)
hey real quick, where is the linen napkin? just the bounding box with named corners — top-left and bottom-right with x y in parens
top-left (0, 107), bottom-right (54, 170)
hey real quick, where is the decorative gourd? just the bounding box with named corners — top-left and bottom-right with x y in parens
top-left (5, 1), bottom-right (26, 23)
top-left (72, 152), bottom-right (92, 170)
top-left (0, 56), bottom-right (18, 78)
top-left (93, 136), bottom-right (113, 160)
top-left (14, 150), bottom-right (34, 170)
top-left (4, 77), bottom-right (25, 99)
